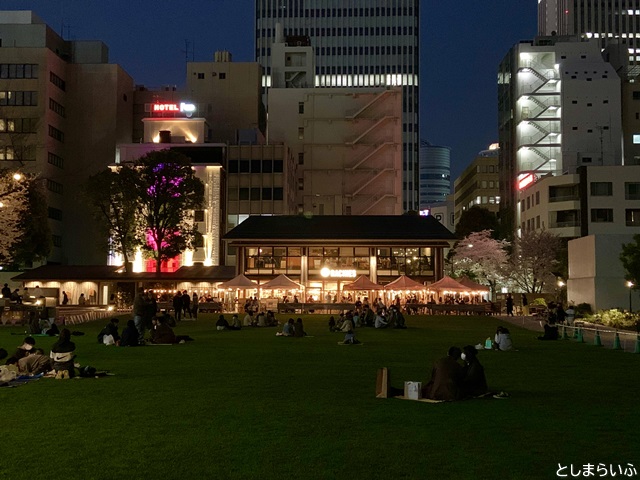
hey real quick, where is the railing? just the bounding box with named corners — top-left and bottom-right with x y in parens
top-left (549, 220), bottom-right (580, 228)
top-left (549, 195), bottom-right (579, 202)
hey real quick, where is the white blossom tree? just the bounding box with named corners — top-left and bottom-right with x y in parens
top-left (449, 229), bottom-right (510, 296)
top-left (0, 170), bottom-right (29, 263)
top-left (508, 229), bottom-right (561, 293)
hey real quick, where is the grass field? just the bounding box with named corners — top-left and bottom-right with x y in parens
top-left (1, 314), bottom-right (638, 480)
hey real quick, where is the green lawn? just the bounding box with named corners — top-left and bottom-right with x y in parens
top-left (1, 314), bottom-right (638, 480)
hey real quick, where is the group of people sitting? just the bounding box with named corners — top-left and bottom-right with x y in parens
top-left (2, 330), bottom-right (78, 379)
top-left (276, 318), bottom-right (307, 337)
top-left (242, 310), bottom-right (278, 327)
top-left (98, 316), bottom-right (192, 346)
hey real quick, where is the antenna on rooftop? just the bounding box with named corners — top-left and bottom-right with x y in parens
top-left (183, 40), bottom-right (195, 64)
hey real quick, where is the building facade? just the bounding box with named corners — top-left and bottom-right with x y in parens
top-left (538, 0), bottom-right (640, 77)
top-left (418, 141), bottom-right (451, 210)
top-left (498, 37), bottom-right (623, 234)
top-left (255, 0), bottom-right (420, 211)
top-left (453, 144), bottom-right (500, 225)
top-left (0, 11), bottom-right (133, 264)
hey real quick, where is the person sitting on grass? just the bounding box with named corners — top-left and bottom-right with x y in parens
top-left (340, 313), bottom-right (354, 333)
top-left (18, 348), bottom-right (52, 376)
top-left (277, 318), bottom-right (295, 336)
top-left (423, 346), bottom-right (463, 401)
top-left (120, 320), bottom-right (139, 347)
top-left (231, 314), bottom-right (242, 330)
top-left (266, 311), bottom-right (278, 327)
top-left (149, 316), bottom-right (177, 344)
top-left (328, 316), bottom-right (337, 332)
top-left (50, 328), bottom-right (76, 379)
top-left (294, 318), bottom-right (306, 337)
top-left (343, 329), bottom-right (360, 345)
top-left (374, 311), bottom-right (388, 329)
top-left (6, 336), bottom-right (36, 364)
top-left (460, 345), bottom-right (488, 398)
top-left (216, 315), bottom-right (230, 331)
top-left (538, 321), bottom-right (559, 341)
top-left (243, 311), bottom-right (254, 327)
top-left (98, 318), bottom-right (120, 345)
top-left (494, 326), bottom-right (513, 351)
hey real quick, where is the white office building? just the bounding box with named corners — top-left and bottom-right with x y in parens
top-left (255, 0), bottom-right (420, 211)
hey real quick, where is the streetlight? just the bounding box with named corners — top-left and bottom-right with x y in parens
top-left (627, 281), bottom-right (634, 312)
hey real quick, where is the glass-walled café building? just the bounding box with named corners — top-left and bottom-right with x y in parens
top-left (223, 215), bottom-right (456, 299)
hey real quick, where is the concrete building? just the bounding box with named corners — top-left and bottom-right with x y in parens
top-left (453, 144), bottom-right (500, 225)
top-left (268, 86), bottom-right (403, 216)
top-left (517, 165), bottom-right (640, 310)
top-left (0, 11), bottom-right (134, 265)
top-left (419, 141), bottom-right (451, 210)
top-left (498, 37), bottom-right (623, 233)
top-left (255, 0), bottom-right (420, 211)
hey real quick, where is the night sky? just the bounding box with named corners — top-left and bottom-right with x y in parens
top-left (4, 0), bottom-right (536, 181)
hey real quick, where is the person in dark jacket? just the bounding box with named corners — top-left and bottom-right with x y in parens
top-left (423, 347), bottom-right (463, 401)
top-left (50, 328), bottom-right (76, 378)
top-left (97, 318), bottom-right (120, 344)
top-left (460, 345), bottom-right (488, 398)
top-left (181, 291), bottom-right (191, 319)
top-left (6, 336), bottom-right (36, 364)
top-left (149, 316), bottom-right (177, 344)
top-left (172, 291), bottom-right (183, 322)
top-left (294, 318), bottom-right (306, 337)
top-left (120, 320), bottom-right (140, 347)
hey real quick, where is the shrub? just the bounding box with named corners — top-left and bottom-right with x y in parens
top-left (532, 297), bottom-right (547, 306)
top-left (587, 309), bottom-right (640, 329)
top-left (575, 303), bottom-right (592, 317)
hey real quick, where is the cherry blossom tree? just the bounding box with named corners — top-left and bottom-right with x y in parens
top-left (508, 229), bottom-right (561, 293)
top-left (0, 170), bottom-right (29, 264)
top-left (449, 229), bottom-right (510, 296)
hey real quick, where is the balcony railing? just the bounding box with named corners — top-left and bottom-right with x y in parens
top-left (549, 220), bottom-right (581, 228)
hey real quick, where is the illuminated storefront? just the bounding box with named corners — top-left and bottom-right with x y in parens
top-left (224, 215), bottom-right (455, 299)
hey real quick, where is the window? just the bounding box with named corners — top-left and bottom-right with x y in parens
top-left (591, 209), bottom-right (613, 223)
top-left (273, 160), bottom-right (283, 173)
top-left (0, 64), bottom-right (38, 79)
top-left (626, 209), bottom-right (640, 226)
top-left (238, 188), bottom-right (249, 200)
top-left (49, 98), bottom-right (65, 117)
top-left (197, 73), bottom-right (205, 79)
top-left (48, 125), bottom-right (64, 142)
top-left (46, 179), bottom-right (63, 194)
top-left (262, 188), bottom-right (272, 200)
top-left (52, 235), bottom-right (62, 248)
top-left (48, 207), bottom-right (62, 221)
top-left (298, 102), bottom-right (304, 114)
top-left (49, 72), bottom-right (66, 91)
top-left (0, 91), bottom-right (38, 106)
top-left (219, 72), bottom-right (226, 80)
top-left (250, 188), bottom-right (260, 200)
top-left (590, 182), bottom-right (613, 196)
top-left (626, 183), bottom-right (640, 200)
top-left (298, 152), bottom-right (304, 165)
top-left (273, 187), bottom-right (283, 200)
top-left (298, 127), bottom-right (304, 140)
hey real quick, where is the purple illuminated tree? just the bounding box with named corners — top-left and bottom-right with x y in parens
top-left (136, 150), bottom-right (204, 273)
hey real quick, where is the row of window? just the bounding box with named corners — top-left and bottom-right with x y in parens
top-left (0, 118), bottom-right (38, 133)
top-left (0, 64), bottom-right (38, 79)
top-left (316, 45), bottom-right (415, 56)
top-left (195, 72), bottom-right (226, 80)
top-left (48, 207), bottom-right (62, 221)
top-left (0, 145), bottom-right (35, 161)
top-left (0, 91), bottom-right (38, 106)
top-left (49, 98), bottom-right (65, 118)
top-left (257, 6), bottom-right (416, 18)
top-left (48, 152), bottom-right (64, 168)
top-left (522, 191), bottom-right (541, 211)
top-left (227, 159), bottom-right (284, 174)
top-left (591, 181), bottom-right (640, 199)
top-left (46, 179), bottom-right (63, 195)
top-left (591, 209), bottom-right (640, 226)
top-left (260, 26), bottom-right (415, 38)
top-left (50, 72), bottom-right (66, 91)
top-left (229, 187), bottom-right (284, 201)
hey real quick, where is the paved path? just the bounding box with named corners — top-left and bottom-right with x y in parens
top-left (492, 315), bottom-right (640, 353)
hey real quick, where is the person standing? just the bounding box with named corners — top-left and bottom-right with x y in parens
top-left (191, 292), bottom-right (199, 320)
top-left (1, 283), bottom-right (11, 298)
top-left (172, 291), bottom-right (183, 322)
top-left (132, 288), bottom-right (148, 343)
top-left (506, 293), bottom-right (514, 316)
top-left (182, 290), bottom-right (191, 319)
top-left (521, 293), bottom-right (529, 316)
top-left (61, 291), bottom-right (69, 305)
top-left (144, 290), bottom-right (158, 330)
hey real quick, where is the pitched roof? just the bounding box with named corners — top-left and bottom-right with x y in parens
top-left (223, 215), bottom-right (456, 242)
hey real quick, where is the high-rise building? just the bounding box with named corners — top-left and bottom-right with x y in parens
top-left (453, 144), bottom-right (500, 224)
top-left (418, 141), bottom-right (450, 210)
top-left (538, 0), bottom-right (640, 76)
top-left (0, 11), bottom-right (133, 265)
top-left (254, 0), bottom-right (420, 211)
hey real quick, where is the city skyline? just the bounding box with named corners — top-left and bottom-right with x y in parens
top-left (3, 0), bottom-right (536, 182)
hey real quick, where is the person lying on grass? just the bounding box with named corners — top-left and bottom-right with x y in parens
top-left (6, 336), bottom-right (36, 364)
top-left (17, 348), bottom-right (52, 376)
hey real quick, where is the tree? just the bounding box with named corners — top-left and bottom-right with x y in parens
top-left (508, 230), bottom-right (561, 293)
top-left (0, 169), bottom-right (29, 264)
top-left (620, 234), bottom-right (640, 286)
top-left (136, 150), bottom-right (205, 273)
top-left (85, 165), bottom-right (143, 273)
top-left (454, 206), bottom-right (500, 239)
top-left (449, 229), bottom-right (510, 296)
top-left (11, 176), bottom-right (51, 266)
